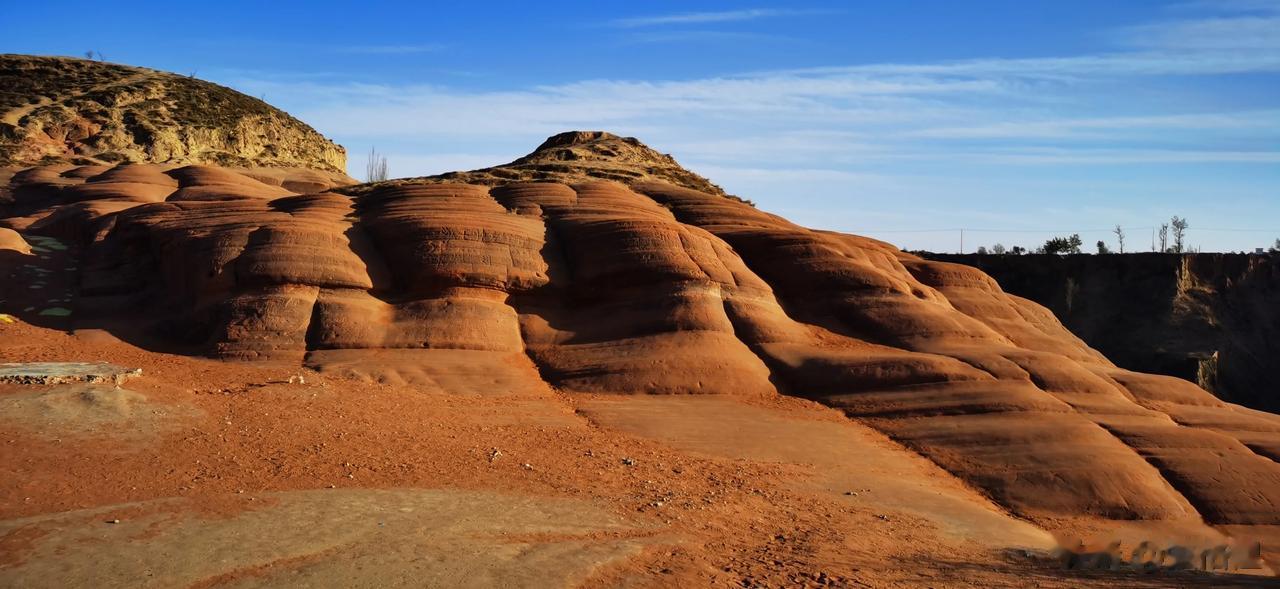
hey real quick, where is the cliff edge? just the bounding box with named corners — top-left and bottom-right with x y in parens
top-left (926, 252), bottom-right (1280, 412)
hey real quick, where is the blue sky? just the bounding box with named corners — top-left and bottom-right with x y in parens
top-left (4, 1), bottom-right (1278, 252)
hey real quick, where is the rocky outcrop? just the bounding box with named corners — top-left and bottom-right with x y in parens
top-left (0, 226), bottom-right (30, 254)
top-left (0, 55), bottom-right (346, 173)
top-left (925, 252), bottom-right (1280, 413)
top-left (2, 132), bottom-right (1278, 541)
top-left (358, 130), bottom-right (752, 205)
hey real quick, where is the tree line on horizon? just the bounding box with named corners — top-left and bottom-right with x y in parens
top-left (967, 217), bottom-right (1279, 256)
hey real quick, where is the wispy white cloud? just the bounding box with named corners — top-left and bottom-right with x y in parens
top-left (610, 8), bottom-right (815, 28)
top-left (621, 30), bottom-right (792, 45)
top-left (945, 147), bottom-right (1280, 165)
top-left (332, 44), bottom-right (444, 55)
top-left (1115, 15), bottom-right (1280, 50)
top-left (905, 111), bottom-right (1280, 140)
top-left (231, 78), bottom-right (990, 148)
top-left (781, 48), bottom-right (1280, 79)
top-left (1168, 0), bottom-right (1280, 15)
top-left (231, 46), bottom-right (1278, 147)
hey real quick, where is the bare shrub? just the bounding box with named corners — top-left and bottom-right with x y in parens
top-left (366, 147), bottom-right (388, 182)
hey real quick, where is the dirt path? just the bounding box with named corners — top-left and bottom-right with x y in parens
top-left (0, 488), bottom-right (656, 588)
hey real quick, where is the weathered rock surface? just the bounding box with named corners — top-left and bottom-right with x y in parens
top-left (0, 55), bottom-right (347, 173)
top-left (2, 131), bottom-right (1278, 542)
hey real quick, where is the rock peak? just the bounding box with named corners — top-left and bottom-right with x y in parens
top-left (532, 131), bottom-right (626, 151)
top-left (355, 130), bottom-right (733, 199)
top-left (517, 130), bottom-right (669, 168)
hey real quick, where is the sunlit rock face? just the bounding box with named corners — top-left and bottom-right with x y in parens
top-left (0, 54), bottom-right (347, 173)
top-left (3, 131), bottom-right (1279, 533)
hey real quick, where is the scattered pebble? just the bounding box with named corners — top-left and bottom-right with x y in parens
top-left (621, 457), bottom-right (636, 466)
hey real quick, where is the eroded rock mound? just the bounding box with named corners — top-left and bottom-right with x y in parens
top-left (0, 55), bottom-right (346, 172)
top-left (3, 131), bottom-right (1279, 549)
top-left (357, 130), bottom-right (743, 203)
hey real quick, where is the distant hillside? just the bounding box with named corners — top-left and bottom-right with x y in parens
top-left (0, 54), bottom-right (346, 173)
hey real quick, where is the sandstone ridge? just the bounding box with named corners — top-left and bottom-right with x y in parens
top-left (3, 131), bottom-right (1280, 564)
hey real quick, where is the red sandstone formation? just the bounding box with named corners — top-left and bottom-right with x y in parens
top-left (2, 131), bottom-right (1278, 560)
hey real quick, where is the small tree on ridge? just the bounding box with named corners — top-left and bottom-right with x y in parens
top-left (1042, 234), bottom-right (1083, 255)
top-left (1171, 216), bottom-right (1189, 253)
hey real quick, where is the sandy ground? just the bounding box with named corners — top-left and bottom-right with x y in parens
top-left (1, 321), bottom-right (1277, 588)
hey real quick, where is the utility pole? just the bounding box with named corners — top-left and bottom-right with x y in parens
top-left (960, 229), bottom-right (964, 254)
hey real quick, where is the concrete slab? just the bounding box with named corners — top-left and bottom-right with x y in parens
top-left (0, 362), bottom-right (142, 386)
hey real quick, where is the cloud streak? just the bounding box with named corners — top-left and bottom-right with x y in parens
top-left (1115, 15), bottom-right (1280, 50)
top-left (620, 30), bottom-right (793, 45)
top-left (332, 44), bottom-right (444, 55)
top-left (233, 42), bottom-right (1279, 146)
top-left (610, 8), bottom-right (815, 28)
